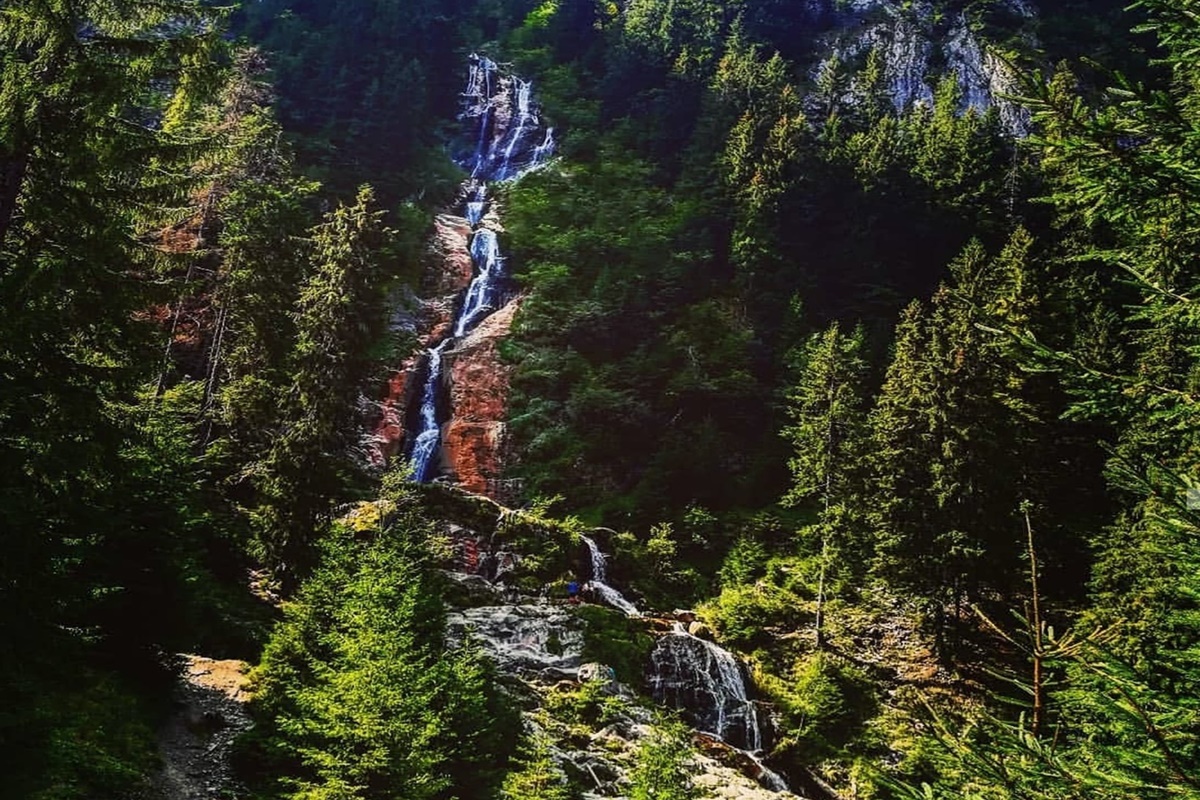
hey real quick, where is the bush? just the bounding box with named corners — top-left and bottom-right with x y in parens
top-left (629, 719), bottom-right (700, 800)
top-left (761, 652), bottom-right (877, 761)
top-left (575, 605), bottom-right (655, 689)
top-left (700, 582), bottom-right (809, 650)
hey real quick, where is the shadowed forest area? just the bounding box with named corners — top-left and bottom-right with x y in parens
top-left (2, 0), bottom-right (1199, 798)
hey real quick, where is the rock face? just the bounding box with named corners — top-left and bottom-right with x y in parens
top-left (429, 214), bottom-right (476, 295)
top-left (440, 297), bottom-right (521, 497)
top-left (804, 0), bottom-right (1035, 136)
top-left (370, 56), bottom-right (553, 498)
top-left (446, 604), bottom-right (585, 677)
top-left (648, 626), bottom-right (769, 753)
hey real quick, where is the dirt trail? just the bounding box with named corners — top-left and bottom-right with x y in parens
top-left (149, 655), bottom-right (253, 800)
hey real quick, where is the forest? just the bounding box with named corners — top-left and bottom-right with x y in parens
top-left (1, 0), bottom-right (1198, 798)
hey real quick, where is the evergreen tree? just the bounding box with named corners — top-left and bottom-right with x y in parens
top-left (251, 185), bottom-right (391, 580)
top-left (629, 720), bottom-right (701, 800)
top-left (252, 474), bottom-right (517, 800)
top-left (0, 0), bottom-right (229, 793)
top-left (203, 49), bottom-right (320, 494)
top-left (782, 322), bottom-right (871, 647)
top-left (870, 232), bottom-right (1041, 653)
top-left (499, 730), bottom-right (571, 800)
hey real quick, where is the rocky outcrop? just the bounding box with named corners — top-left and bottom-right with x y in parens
top-left (429, 214), bottom-right (476, 294)
top-left (446, 604), bottom-right (585, 678)
top-left (440, 297), bottom-right (521, 497)
top-left (805, 0), bottom-right (1035, 136)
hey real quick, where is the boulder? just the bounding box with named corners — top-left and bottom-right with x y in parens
top-left (578, 662), bottom-right (617, 686)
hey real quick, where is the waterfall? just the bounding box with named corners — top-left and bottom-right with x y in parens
top-left (462, 53), bottom-right (555, 183)
top-left (749, 753), bottom-right (790, 793)
top-left (648, 624), bottom-right (790, 791)
top-left (533, 128), bottom-right (556, 163)
top-left (497, 78), bottom-right (533, 180)
top-left (465, 184), bottom-right (487, 226)
top-left (580, 535), bottom-right (641, 618)
top-left (407, 342), bottom-right (447, 482)
top-left (402, 55), bottom-right (556, 483)
top-left (649, 623), bottom-right (764, 751)
top-left (455, 228), bottom-right (503, 337)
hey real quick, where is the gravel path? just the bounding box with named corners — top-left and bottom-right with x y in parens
top-left (149, 655), bottom-right (253, 800)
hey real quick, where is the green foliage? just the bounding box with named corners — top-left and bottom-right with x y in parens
top-left (0, 2), bottom-right (251, 794)
top-left (783, 322), bottom-right (871, 646)
top-left (575, 605), bottom-right (655, 688)
top-left (761, 652), bottom-right (877, 762)
top-left (249, 475), bottom-right (518, 800)
top-left (865, 231), bottom-right (1057, 654)
top-left (250, 185), bottom-right (393, 580)
top-left (543, 678), bottom-right (629, 731)
top-left (702, 579), bottom-right (809, 651)
top-left (719, 535), bottom-right (771, 588)
top-left (500, 730), bottom-right (572, 800)
top-left (629, 719), bottom-right (701, 800)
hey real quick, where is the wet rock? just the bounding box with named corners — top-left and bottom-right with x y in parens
top-left (649, 627), bottom-right (769, 752)
top-left (447, 604), bottom-right (584, 676)
top-left (428, 215), bottom-right (475, 294)
top-left (688, 621), bottom-right (713, 640)
top-left (578, 662), bottom-right (616, 686)
top-left (367, 354), bottom-right (424, 467)
top-left (441, 570), bottom-right (504, 607)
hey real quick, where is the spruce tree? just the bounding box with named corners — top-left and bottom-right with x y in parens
top-left (782, 322), bottom-right (871, 647)
top-left (0, 0), bottom-right (227, 793)
top-left (870, 232), bottom-right (1041, 653)
top-left (251, 185), bottom-right (391, 580)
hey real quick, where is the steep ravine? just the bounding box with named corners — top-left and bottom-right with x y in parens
top-left (367, 28), bottom-right (1039, 791)
top-left (371, 0), bottom-right (1036, 496)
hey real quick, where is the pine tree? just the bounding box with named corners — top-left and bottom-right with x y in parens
top-left (0, 0), bottom-right (227, 793)
top-left (252, 474), bottom-right (517, 800)
top-left (782, 322), bottom-right (871, 647)
top-left (499, 730), bottom-right (571, 800)
top-left (204, 50), bottom-right (320, 480)
top-left (870, 232), bottom-right (1041, 654)
top-left (251, 185), bottom-right (391, 580)
top-left (629, 720), bottom-right (701, 800)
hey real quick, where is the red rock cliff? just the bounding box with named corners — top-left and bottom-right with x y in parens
top-left (440, 297), bottom-right (520, 499)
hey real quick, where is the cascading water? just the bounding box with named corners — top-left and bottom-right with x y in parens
top-left (402, 54), bottom-right (555, 482)
top-left (649, 623), bottom-right (790, 792)
top-left (650, 623), bottom-right (764, 751)
top-left (408, 342), bottom-right (447, 483)
top-left (405, 54), bottom-right (788, 795)
top-left (498, 78), bottom-right (532, 179)
top-left (465, 184), bottom-right (487, 226)
top-left (455, 228), bottom-right (503, 337)
top-left (580, 535), bottom-right (641, 618)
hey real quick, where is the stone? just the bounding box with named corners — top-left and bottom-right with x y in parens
top-left (688, 621), bottom-right (713, 639)
top-left (578, 662), bottom-right (617, 686)
top-left (446, 604), bottom-right (584, 676)
top-left (440, 297), bottom-right (521, 497)
top-left (428, 214), bottom-right (475, 294)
